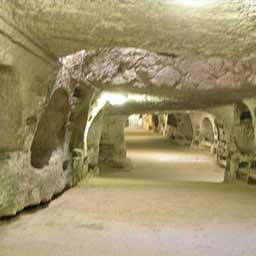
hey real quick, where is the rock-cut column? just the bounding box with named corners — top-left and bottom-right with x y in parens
top-left (99, 115), bottom-right (130, 170)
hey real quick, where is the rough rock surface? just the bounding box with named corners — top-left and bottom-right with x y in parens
top-left (3, 0), bottom-right (256, 62)
top-left (56, 48), bottom-right (256, 111)
top-left (0, 13), bottom-right (58, 217)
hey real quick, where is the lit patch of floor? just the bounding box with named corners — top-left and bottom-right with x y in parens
top-left (101, 128), bottom-right (224, 183)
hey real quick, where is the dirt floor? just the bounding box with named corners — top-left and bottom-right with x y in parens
top-left (102, 128), bottom-right (225, 183)
top-left (1, 129), bottom-right (256, 256)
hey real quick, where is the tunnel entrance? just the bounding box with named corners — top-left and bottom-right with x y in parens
top-left (165, 113), bottom-right (193, 146)
top-left (201, 117), bottom-right (215, 144)
top-left (233, 102), bottom-right (255, 154)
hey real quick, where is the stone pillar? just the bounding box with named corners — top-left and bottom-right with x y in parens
top-left (224, 133), bottom-right (240, 182)
top-left (189, 113), bottom-right (201, 147)
top-left (99, 115), bottom-right (131, 169)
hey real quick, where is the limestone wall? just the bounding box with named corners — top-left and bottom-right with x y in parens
top-left (0, 14), bottom-right (62, 216)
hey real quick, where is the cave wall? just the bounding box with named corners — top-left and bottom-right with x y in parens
top-left (0, 16), bottom-right (63, 216)
top-left (0, 23), bottom-right (100, 217)
top-left (0, 19), bottom-right (56, 154)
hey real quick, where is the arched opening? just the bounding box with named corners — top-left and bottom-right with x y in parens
top-left (233, 102), bottom-right (255, 154)
top-left (167, 114), bottom-right (178, 127)
top-left (201, 117), bottom-right (215, 144)
top-left (30, 89), bottom-right (70, 169)
top-left (166, 113), bottom-right (193, 146)
top-left (152, 114), bottom-right (159, 131)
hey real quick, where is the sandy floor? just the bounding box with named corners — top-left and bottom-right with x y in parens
top-left (101, 128), bottom-right (224, 183)
top-left (1, 129), bottom-right (256, 256)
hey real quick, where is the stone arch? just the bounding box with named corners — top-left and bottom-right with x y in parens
top-left (86, 108), bottom-right (105, 175)
top-left (166, 113), bottom-right (193, 146)
top-left (197, 114), bottom-right (220, 155)
top-left (30, 88), bottom-right (70, 169)
top-left (167, 114), bottom-right (178, 127)
top-left (152, 114), bottom-right (159, 131)
top-left (233, 102), bottom-right (255, 154)
top-left (66, 90), bottom-right (95, 183)
top-left (201, 117), bottom-right (215, 143)
top-left (177, 113), bottom-right (193, 146)
top-left (190, 112), bottom-right (220, 151)
top-left (82, 93), bottom-right (111, 176)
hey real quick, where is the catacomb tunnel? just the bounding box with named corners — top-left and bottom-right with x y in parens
top-left (1, 1), bottom-right (256, 255)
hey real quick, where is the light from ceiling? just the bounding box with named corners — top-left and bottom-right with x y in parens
top-left (101, 93), bottom-right (128, 106)
top-left (99, 92), bottom-right (166, 106)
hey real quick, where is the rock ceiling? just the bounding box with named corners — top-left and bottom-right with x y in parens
top-left (2, 0), bottom-right (256, 61)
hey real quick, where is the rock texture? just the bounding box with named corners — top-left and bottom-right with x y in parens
top-left (57, 48), bottom-right (256, 111)
top-left (0, 12), bottom-right (58, 217)
top-left (3, 0), bottom-right (256, 62)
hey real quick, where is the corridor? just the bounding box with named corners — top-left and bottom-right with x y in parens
top-left (101, 128), bottom-right (224, 183)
